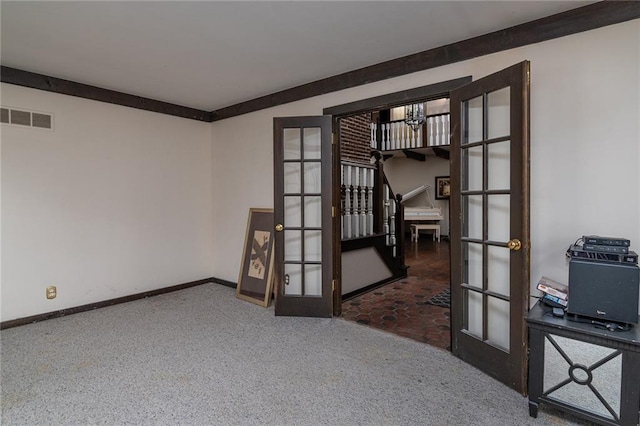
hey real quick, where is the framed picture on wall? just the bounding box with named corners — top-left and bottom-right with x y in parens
top-left (236, 208), bottom-right (275, 307)
top-left (435, 176), bottom-right (451, 200)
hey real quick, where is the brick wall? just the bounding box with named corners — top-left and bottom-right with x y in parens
top-left (340, 113), bottom-right (371, 165)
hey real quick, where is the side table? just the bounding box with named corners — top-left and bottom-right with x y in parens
top-left (526, 301), bottom-right (640, 426)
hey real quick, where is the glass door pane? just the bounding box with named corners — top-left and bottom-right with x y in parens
top-left (450, 61), bottom-right (530, 393)
top-left (464, 95), bottom-right (483, 144)
top-left (487, 141), bottom-right (510, 190)
top-left (460, 86), bottom-right (513, 347)
top-left (462, 145), bottom-right (483, 191)
top-left (284, 128), bottom-right (322, 297)
top-left (487, 87), bottom-right (510, 139)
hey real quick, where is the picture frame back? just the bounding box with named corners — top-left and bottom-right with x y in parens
top-left (236, 208), bottom-right (275, 307)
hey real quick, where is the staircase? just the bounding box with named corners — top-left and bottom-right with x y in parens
top-left (340, 153), bottom-right (407, 299)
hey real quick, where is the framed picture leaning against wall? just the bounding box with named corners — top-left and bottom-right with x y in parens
top-left (236, 208), bottom-right (275, 307)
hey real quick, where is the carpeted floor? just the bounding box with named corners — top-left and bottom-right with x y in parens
top-left (0, 283), bottom-right (588, 425)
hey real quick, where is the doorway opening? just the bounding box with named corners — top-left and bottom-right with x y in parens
top-left (279, 62), bottom-right (531, 393)
top-left (325, 85), bottom-right (463, 351)
top-left (342, 237), bottom-right (452, 350)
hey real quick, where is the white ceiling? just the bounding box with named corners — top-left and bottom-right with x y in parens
top-left (1, 1), bottom-right (594, 111)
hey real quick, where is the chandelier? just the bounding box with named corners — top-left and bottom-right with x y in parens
top-left (404, 103), bottom-right (425, 132)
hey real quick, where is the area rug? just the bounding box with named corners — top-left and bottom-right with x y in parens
top-left (424, 288), bottom-right (450, 308)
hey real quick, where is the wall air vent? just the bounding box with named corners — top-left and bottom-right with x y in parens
top-left (10, 109), bottom-right (31, 126)
top-left (31, 113), bottom-right (52, 129)
top-left (0, 106), bottom-right (53, 130)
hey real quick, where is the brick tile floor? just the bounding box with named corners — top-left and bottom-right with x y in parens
top-left (342, 238), bottom-right (451, 351)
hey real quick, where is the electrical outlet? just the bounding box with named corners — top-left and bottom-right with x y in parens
top-left (46, 286), bottom-right (57, 299)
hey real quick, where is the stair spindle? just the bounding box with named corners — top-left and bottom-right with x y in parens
top-left (443, 114), bottom-right (450, 145)
top-left (428, 116), bottom-right (434, 146)
top-left (359, 168), bottom-right (366, 237)
top-left (367, 169), bottom-right (374, 236)
top-left (345, 165), bottom-right (352, 239)
top-left (352, 166), bottom-right (360, 238)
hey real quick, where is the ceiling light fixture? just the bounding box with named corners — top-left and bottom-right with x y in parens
top-left (404, 103), bottom-right (425, 132)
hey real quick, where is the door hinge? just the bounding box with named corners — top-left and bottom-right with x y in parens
top-left (332, 279), bottom-right (337, 291)
top-left (332, 133), bottom-right (338, 145)
top-left (332, 206), bottom-right (337, 217)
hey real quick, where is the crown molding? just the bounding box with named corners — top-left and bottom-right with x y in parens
top-left (211, 1), bottom-right (639, 121)
top-left (2, 2), bottom-right (637, 121)
top-left (1, 66), bottom-right (212, 122)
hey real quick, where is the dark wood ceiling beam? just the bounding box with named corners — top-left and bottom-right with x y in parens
top-left (211, 1), bottom-right (640, 121)
top-left (432, 147), bottom-right (450, 161)
top-left (324, 76), bottom-right (472, 117)
top-left (402, 150), bottom-right (426, 162)
top-left (2, 2), bottom-right (637, 121)
top-left (0, 66), bottom-right (212, 122)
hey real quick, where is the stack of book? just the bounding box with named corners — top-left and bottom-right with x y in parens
top-left (537, 276), bottom-right (568, 308)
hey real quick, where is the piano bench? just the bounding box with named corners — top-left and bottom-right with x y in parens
top-left (410, 224), bottom-right (441, 242)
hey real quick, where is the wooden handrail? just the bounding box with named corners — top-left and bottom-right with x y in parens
top-left (341, 160), bottom-right (376, 169)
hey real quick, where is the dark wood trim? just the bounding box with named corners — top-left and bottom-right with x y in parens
top-left (211, 277), bottom-right (237, 289)
top-left (0, 277), bottom-right (216, 330)
top-left (394, 193), bottom-right (406, 270)
top-left (3, 3), bottom-right (635, 122)
top-left (213, 2), bottom-right (640, 121)
top-left (342, 276), bottom-right (402, 302)
top-left (0, 1), bottom-right (640, 122)
top-left (432, 147), bottom-right (450, 160)
top-left (333, 124), bottom-right (343, 316)
top-left (0, 66), bottom-right (212, 122)
top-left (402, 149), bottom-right (426, 162)
top-left (324, 77), bottom-right (472, 117)
top-left (341, 233), bottom-right (388, 252)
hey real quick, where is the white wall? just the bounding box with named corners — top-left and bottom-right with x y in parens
top-left (212, 20), bottom-right (640, 308)
top-left (1, 84), bottom-right (214, 321)
top-left (384, 155), bottom-right (451, 237)
top-left (342, 248), bottom-right (392, 295)
top-left (4, 21), bottom-right (635, 322)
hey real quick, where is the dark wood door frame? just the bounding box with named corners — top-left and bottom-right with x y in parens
top-left (215, 2), bottom-right (639, 121)
top-left (323, 77), bottom-right (471, 117)
top-left (324, 76), bottom-right (471, 316)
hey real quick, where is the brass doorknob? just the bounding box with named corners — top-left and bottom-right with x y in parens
top-left (507, 239), bottom-right (522, 251)
top-left (275, 224), bottom-right (284, 232)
